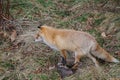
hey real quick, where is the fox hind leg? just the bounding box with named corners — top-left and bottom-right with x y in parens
top-left (87, 54), bottom-right (100, 68)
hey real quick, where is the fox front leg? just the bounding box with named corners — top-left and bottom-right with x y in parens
top-left (72, 51), bottom-right (84, 70)
top-left (61, 50), bottom-right (67, 65)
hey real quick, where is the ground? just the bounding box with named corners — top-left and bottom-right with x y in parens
top-left (0, 0), bottom-right (120, 80)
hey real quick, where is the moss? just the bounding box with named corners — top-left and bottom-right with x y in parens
top-left (0, 61), bottom-right (15, 70)
top-left (93, 17), bottom-right (106, 26)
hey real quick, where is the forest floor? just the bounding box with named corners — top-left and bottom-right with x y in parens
top-left (0, 0), bottom-right (120, 80)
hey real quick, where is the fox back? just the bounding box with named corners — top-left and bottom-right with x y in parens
top-left (35, 25), bottom-right (97, 54)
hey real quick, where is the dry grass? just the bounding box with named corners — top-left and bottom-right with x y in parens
top-left (64, 60), bottom-right (120, 80)
top-left (0, 0), bottom-right (120, 80)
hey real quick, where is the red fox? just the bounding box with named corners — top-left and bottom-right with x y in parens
top-left (35, 25), bottom-right (119, 69)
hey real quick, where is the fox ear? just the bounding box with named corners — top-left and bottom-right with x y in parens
top-left (37, 26), bottom-right (41, 28)
top-left (37, 24), bottom-right (42, 29)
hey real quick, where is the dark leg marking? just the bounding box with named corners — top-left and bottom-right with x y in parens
top-left (61, 56), bottom-right (67, 65)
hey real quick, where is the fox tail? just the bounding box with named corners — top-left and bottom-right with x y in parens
top-left (91, 45), bottom-right (119, 63)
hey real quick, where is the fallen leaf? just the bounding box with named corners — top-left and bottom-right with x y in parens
top-left (33, 67), bottom-right (42, 74)
top-left (101, 32), bottom-right (107, 38)
top-left (49, 66), bottom-right (55, 70)
top-left (10, 30), bottom-right (17, 42)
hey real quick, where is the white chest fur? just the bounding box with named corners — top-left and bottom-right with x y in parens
top-left (42, 38), bottom-right (58, 50)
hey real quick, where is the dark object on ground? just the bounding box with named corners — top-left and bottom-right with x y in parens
top-left (61, 56), bottom-right (67, 65)
top-left (56, 63), bottom-right (74, 78)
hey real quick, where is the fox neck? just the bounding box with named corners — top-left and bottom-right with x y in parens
top-left (42, 28), bottom-right (59, 50)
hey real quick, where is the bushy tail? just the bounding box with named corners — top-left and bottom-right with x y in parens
top-left (91, 45), bottom-right (119, 63)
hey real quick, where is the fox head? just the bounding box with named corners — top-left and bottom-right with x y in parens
top-left (34, 25), bottom-right (44, 42)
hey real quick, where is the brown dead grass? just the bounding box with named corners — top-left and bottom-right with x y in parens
top-left (0, 0), bottom-right (120, 80)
